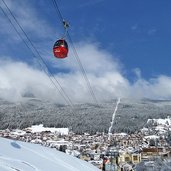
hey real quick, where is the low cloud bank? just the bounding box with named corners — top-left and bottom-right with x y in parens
top-left (1, 43), bottom-right (171, 104)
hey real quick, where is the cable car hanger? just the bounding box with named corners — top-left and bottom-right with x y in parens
top-left (62, 19), bottom-right (69, 39)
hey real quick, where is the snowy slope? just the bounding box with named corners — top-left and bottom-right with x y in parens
top-left (0, 137), bottom-right (100, 171)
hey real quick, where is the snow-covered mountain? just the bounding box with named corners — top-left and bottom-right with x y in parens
top-left (1, 98), bottom-right (171, 133)
top-left (0, 137), bottom-right (100, 171)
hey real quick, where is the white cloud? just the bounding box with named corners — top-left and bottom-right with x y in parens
top-left (0, 0), bottom-right (57, 42)
top-left (133, 68), bottom-right (142, 79)
top-left (130, 76), bottom-right (171, 99)
top-left (0, 1), bottom-right (170, 104)
top-left (50, 42), bottom-right (121, 74)
top-left (1, 42), bottom-right (171, 104)
top-left (0, 59), bottom-right (57, 102)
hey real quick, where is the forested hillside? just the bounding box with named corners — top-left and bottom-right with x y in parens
top-left (1, 98), bottom-right (171, 134)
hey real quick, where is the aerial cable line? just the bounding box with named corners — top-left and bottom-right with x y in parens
top-left (0, 0), bottom-right (73, 107)
top-left (51, 0), bottom-right (69, 39)
top-left (0, 3), bottom-right (72, 107)
top-left (0, 5), bottom-right (37, 60)
top-left (0, 6), bottom-right (36, 128)
top-left (67, 34), bottom-right (99, 106)
top-left (1, 0), bottom-right (73, 107)
top-left (51, 0), bottom-right (63, 24)
top-left (51, 0), bottom-right (99, 105)
top-left (0, 4), bottom-right (47, 74)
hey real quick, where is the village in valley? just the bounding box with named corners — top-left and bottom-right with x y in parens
top-left (1, 117), bottom-right (171, 171)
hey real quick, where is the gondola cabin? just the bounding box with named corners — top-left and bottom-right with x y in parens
top-left (53, 39), bottom-right (68, 58)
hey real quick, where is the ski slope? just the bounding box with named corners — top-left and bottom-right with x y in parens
top-left (0, 137), bottom-right (100, 171)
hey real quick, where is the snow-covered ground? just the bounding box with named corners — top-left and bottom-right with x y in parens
top-left (0, 137), bottom-right (100, 171)
top-left (147, 117), bottom-right (171, 126)
top-left (26, 124), bottom-right (69, 135)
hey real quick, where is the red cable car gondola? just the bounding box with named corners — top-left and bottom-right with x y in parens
top-left (53, 39), bottom-right (68, 58)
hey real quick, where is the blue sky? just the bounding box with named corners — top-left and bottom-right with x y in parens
top-left (0, 0), bottom-right (171, 103)
top-left (60, 0), bottom-right (171, 78)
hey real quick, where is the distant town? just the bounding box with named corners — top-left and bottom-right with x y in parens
top-left (1, 117), bottom-right (171, 171)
